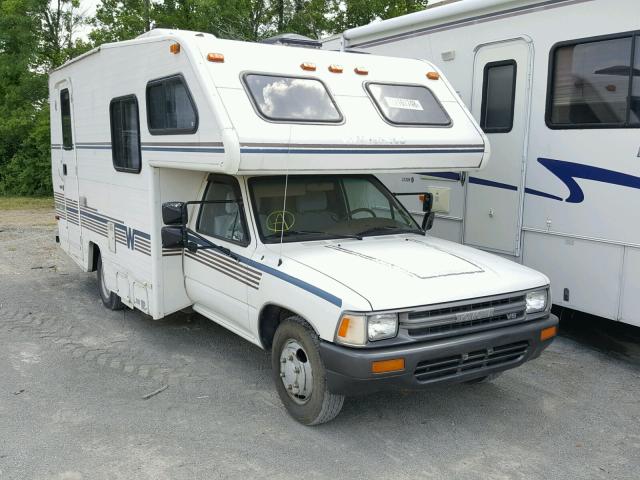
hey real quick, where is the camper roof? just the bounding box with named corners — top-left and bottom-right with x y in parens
top-left (52, 28), bottom-right (488, 175)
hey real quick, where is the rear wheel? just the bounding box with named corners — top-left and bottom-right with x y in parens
top-left (96, 255), bottom-right (124, 310)
top-left (272, 316), bottom-right (344, 425)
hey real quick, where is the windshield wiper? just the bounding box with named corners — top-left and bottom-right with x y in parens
top-left (357, 226), bottom-right (423, 237)
top-left (270, 229), bottom-right (363, 240)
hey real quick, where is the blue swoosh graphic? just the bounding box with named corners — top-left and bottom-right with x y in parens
top-left (537, 157), bottom-right (640, 203)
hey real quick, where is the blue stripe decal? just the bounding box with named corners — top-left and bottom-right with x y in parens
top-left (76, 145), bottom-right (111, 150)
top-left (241, 257), bottom-right (342, 308)
top-left (537, 157), bottom-right (640, 203)
top-left (188, 236), bottom-right (341, 307)
top-left (468, 176), bottom-right (518, 191)
top-left (524, 187), bottom-right (563, 201)
top-left (141, 146), bottom-right (225, 153)
top-left (241, 148), bottom-right (484, 155)
top-left (419, 171), bottom-right (462, 181)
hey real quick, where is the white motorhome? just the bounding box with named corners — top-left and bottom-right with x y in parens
top-left (325, 0), bottom-right (640, 326)
top-left (49, 29), bottom-right (557, 425)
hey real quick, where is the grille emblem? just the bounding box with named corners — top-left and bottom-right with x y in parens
top-left (455, 307), bottom-right (495, 322)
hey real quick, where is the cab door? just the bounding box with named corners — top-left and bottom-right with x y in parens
top-left (56, 82), bottom-right (83, 262)
top-left (463, 39), bottom-right (532, 255)
top-left (183, 175), bottom-right (257, 338)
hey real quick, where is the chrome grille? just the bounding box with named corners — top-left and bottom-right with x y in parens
top-left (401, 294), bottom-right (526, 340)
top-left (414, 341), bottom-right (529, 382)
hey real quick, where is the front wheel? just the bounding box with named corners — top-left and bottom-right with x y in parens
top-left (272, 317), bottom-right (344, 425)
top-left (96, 255), bottom-right (124, 310)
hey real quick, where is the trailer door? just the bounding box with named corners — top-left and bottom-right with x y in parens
top-left (57, 82), bottom-right (83, 262)
top-left (463, 39), bottom-right (532, 255)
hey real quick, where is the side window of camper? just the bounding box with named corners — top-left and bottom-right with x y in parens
top-left (480, 61), bottom-right (517, 133)
top-left (197, 176), bottom-right (249, 246)
top-left (146, 75), bottom-right (198, 134)
top-left (548, 33), bottom-right (639, 128)
top-left (60, 89), bottom-right (73, 149)
top-left (110, 95), bottom-right (141, 173)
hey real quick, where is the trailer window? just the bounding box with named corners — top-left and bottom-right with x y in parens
top-left (480, 60), bottom-right (517, 133)
top-left (197, 176), bottom-right (249, 246)
top-left (548, 33), bottom-right (640, 128)
top-left (365, 83), bottom-right (450, 126)
top-left (60, 89), bottom-right (73, 149)
top-left (110, 95), bottom-right (141, 173)
top-left (146, 75), bottom-right (198, 134)
top-left (243, 74), bottom-right (342, 123)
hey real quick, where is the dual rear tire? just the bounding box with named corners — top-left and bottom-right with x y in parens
top-left (96, 255), bottom-right (124, 310)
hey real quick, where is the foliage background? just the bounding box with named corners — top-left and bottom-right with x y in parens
top-left (0, 0), bottom-right (428, 196)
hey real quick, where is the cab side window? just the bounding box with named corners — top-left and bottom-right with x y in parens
top-left (60, 89), bottom-right (73, 149)
top-left (197, 176), bottom-right (249, 245)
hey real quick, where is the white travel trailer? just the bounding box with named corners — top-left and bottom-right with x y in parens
top-left (50, 28), bottom-right (557, 424)
top-left (327, 0), bottom-right (640, 326)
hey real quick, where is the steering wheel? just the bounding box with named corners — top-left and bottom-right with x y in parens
top-left (350, 208), bottom-right (377, 218)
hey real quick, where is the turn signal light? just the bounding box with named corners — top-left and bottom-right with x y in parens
top-left (169, 43), bottom-right (181, 54)
top-left (540, 326), bottom-right (557, 341)
top-left (207, 53), bottom-right (224, 63)
top-left (426, 71), bottom-right (440, 80)
top-left (301, 62), bottom-right (316, 71)
top-left (328, 64), bottom-right (343, 73)
top-left (371, 358), bottom-right (405, 374)
top-left (354, 67), bottom-right (369, 75)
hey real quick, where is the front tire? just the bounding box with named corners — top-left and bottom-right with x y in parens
top-left (96, 255), bottom-right (124, 311)
top-left (272, 317), bottom-right (344, 425)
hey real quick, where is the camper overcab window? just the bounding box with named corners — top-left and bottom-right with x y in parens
top-left (49, 29), bottom-right (557, 425)
top-left (365, 83), bottom-right (451, 126)
top-left (243, 73), bottom-right (342, 122)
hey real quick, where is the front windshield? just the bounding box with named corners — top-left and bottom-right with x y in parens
top-left (249, 175), bottom-right (421, 243)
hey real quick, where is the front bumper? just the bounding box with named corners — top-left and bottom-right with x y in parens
top-left (320, 314), bottom-right (558, 396)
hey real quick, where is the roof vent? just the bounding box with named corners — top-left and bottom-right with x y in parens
top-left (260, 33), bottom-right (321, 49)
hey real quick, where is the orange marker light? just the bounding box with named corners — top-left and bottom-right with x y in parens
top-left (540, 326), bottom-right (557, 341)
top-left (301, 62), bottom-right (316, 71)
top-left (354, 67), bottom-right (369, 75)
top-left (337, 317), bottom-right (350, 338)
top-left (169, 43), bottom-right (181, 54)
top-left (371, 358), bottom-right (405, 374)
top-left (328, 64), bottom-right (343, 73)
top-left (426, 71), bottom-right (440, 80)
top-left (207, 53), bottom-right (224, 63)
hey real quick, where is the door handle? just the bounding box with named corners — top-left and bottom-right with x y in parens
top-left (63, 164), bottom-right (67, 176)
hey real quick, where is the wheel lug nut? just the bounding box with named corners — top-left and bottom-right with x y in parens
top-left (288, 355), bottom-right (294, 361)
top-left (280, 372), bottom-right (285, 378)
top-left (294, 367), bottom-right (300, 374)
top-left (281, 358), bottom-right (286, 363)
top-left (287, 384), bottom-right (293, 390)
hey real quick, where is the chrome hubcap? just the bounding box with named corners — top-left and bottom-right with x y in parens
top-left (279, 339), bottom-right (313, 404)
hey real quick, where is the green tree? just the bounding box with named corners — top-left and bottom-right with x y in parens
top-left (0, 0), bottom-right (89, 195)
top-left (328, 0), bottom-right (429, 32)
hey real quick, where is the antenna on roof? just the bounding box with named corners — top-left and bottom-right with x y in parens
top-left (260, 33), bottom-right (321, 49)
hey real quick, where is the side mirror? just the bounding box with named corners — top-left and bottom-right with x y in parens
top-left (162, 202), bottom-right (188, 226)
top-left (421, 192), bottom-right (434, 213)
top-left (421, 211), bottom-right (435, 231)
top-left (161, 226), bottom-right (186, 249)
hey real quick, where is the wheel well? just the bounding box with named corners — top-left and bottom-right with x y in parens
top-left (88, 242), bottom-right (100, 272)
top-left (258, 304), bottom-right (299, 350)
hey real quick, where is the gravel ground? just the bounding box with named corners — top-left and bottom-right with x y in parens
top-left (1, 211), bottom-right (639, 480)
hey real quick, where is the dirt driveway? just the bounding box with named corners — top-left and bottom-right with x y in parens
top-left (1, 207), bottom-right (639, 480)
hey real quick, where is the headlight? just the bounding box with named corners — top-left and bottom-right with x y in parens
top-left (335, 312), bottom-right (399, 346)
top-left (526, 289), bottom-right (548, 314)
top-left (368, 313), bottom-right (398, 341)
